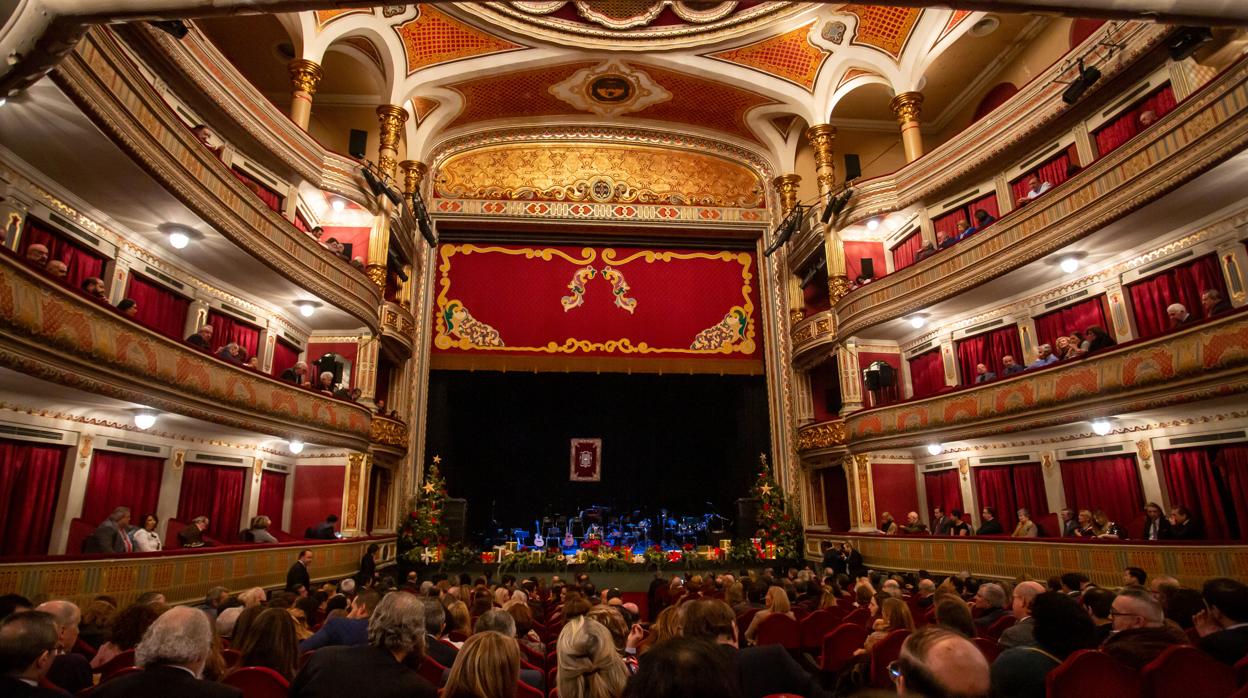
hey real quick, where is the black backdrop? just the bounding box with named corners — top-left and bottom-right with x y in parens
top-left (425, 370), bottom-right (771, 542)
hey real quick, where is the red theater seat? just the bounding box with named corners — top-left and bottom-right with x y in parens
top-left (819, 623), bottom-right (868, 673)
top-left (417, 656), bottom-right (447, 687)
top-left (982, 614), bottom-right (1015, 641)
top-left (1046, 649), bottom-right (1139, 697)
top-left (869, 629), bottom-right (910, 688)
top-left (800, 610), bottom-right (841, 652)
top-left (755, 613), bottom-right (800, 650)
top-left (972, 637), bottom-right (1003, 663)
top-left (1142, 645), bottom-right (1235, 698)
top-left (1036, 512), bottom-right (1060, 538)
top-left (516, 681), bottom-right (543, 698)
top-left (842, 607), bottom-right (871, 629)
top-left (736, 608), bottom-right (759, 646)
top-left (70, 518), bottom-right (94, 553)
top-left (222, 666), bottom-right (290, 698)
top-left (96, 648), bottom-right (136, 679)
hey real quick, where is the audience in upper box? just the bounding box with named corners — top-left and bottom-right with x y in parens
top-left (84, 507), bottom-right (134, 554)
top-left (1167, 303), bottom-right (1191, 328)
top-left (1203, 289), bottom-right (1231, 316)
top-left (1016, 174), bottom-right (1053, 205)
top-left (178, 516), bottom-right (212, 548)
top-left (132, 514), bottom-right (163, 552)
top-left (1011, 509), bottom-right (1038, 538)
top-left (186, 325), bottom-right (213, 349)
top-left (1025, 343), bottom-right (1058, 370)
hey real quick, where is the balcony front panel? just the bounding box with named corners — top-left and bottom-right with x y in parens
top-left (791, 310), bottom-right (837, 366)
top-left (843, 312), bottom-right (1248, 451)
top-left (369, 414), bottom-right (410, 460)
top-left (835, 56), bottom-right (1248, 339)
top-left (0, 254), bottom-right (372, 450)
top-left (797, 418), bottom-right (847, 455)
top-left (52, 28), bottom-right (383, 332)
top-left (380, 301), bottom-right (417, 360)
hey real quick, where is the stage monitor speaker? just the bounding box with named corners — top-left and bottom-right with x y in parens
top-left (860, 258), bottom-right (875, 279)
top-left (442, 498), bottom-right (467, 542)
top-left (348, 129), bottom-right (368, 159)
top-left (736, 497), bottom-right (761, 539)
top-left (844, 153), bottom-right (862, 182)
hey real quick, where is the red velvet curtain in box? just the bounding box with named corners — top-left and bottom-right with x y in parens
top-left (1033, 296), bottom-right (1109, 348)
top-left (20, 218), bottom-right (107, 289)
top-left (924, 469), bottom-right (964, 516)
top-left (954, 324), bottom-right (1023, 386)
top-left (82, 450), bottom-right (165, 527)
top-left (294, 210), bottom-right (310, 233)
top-left (1012, 463), bottom-right (1050, 522)
top-left (891, 230), bottom-right (925, 271)
top-left (1159, 444), bottom-right (1248, 540)
top-left (230, 167), bottom-right (284, 213)
top-left (258, 470), bottom-right (288, 531)
top-left (207, 310), bottom-right (261, 360)
top-left (1094, 84), bottom-right (1177, 157)
top-left (932, 210), bottom-right (968, 241)
top-left (968, 193), bottom-right (1000, 223)
top-left (1010, 149), bottom-right (1076, 204)
top-left (270, 338), bottom-right (301, 379)
top-left (973, 464), bottom-right (1048, 533)
top-left (1126, 253), bottom-right (1226, 338)
top-left (1060, 455), bottom-right (1144, 527)
top-left (125, 274), bottom-right (190, 341)
top-left (178, 463), bottom-right (245, 542)
top-left (0, 438), bottom-right (67, 556)
top-left (1219, 446), bottom-right (1248, 541)
top-left (908, 348), bottom-right (947, 399)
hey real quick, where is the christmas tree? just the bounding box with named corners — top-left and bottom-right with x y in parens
top-left (399, 455), bottom-right (449, 549)
top-left (751, 453), bottom-right (803, 559)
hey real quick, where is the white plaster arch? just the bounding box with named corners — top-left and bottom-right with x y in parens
top-left (301, 15), bottom-right (407, 104)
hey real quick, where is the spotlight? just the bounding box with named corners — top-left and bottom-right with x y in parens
top-left (288, 440), bottom-right (305, 455)
top-left (1062, 59), bottom-right (1101, 105)
top-left (927, 443), bottom-right (944, 456)
top-left (1091, 419), bottom-right (1113, 436)
top-left (820, 187), bottom-right (854, 225)
top-left (908, 315), bottom-right (927, 329)
top-left (168, 231), bottom-right (190, 249)
top-left (134, 410), bottom-right (157, 430)
top-left (763, 206), bottom-right (804, 257)
top-left (331, 198), bottom-right (346, 212)
top-left (866, 217), bottom-right (880, 231)
top-left (1060, 257), bottom-right (1080, 274)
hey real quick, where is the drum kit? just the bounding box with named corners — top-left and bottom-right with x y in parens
top-left (506, 505), bottom-right (732, 549)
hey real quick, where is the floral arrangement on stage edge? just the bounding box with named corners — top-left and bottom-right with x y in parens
top-left (751, 454), bottom-right (804, 560)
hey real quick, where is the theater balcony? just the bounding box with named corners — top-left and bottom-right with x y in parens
top-left (369, 413), bottom-right (410, 459)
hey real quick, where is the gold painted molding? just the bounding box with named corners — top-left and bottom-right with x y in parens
top-left (790, 310), bottom-right (837, 366)
top-left (797, 419), bottom-right (847, 453)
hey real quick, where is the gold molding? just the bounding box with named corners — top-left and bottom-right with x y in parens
top-left (376, 104), bottom-right (409, 176)
top-left (806, 124), bottom-right (837, 195)
top-left (797, 419), bottom-right (847, 452)
top-left (889, 91), bottom-right (924, 125)
top-left (772, 174), bottom-right (801, 213)
top-left (287, 58), bottom-right (323, 96)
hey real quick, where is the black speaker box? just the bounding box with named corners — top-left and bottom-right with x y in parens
top-left (736, 497), bottom-right (761, 539)
top-left (348, 129), bottom-right (368, 159)
top-left (442, 498), bottom-right (467, 542)
top-left (844, 153), bottom-right (862, 181)
top-left (860, 258), bottom-right (875, 279)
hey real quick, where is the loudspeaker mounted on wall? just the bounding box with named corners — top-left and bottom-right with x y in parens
top-left (844, 153), bottom-right (862, 182)
top-left (860, 258), bottom-right (875, 279)
top-left (348, 129), bottom-right (368, 159)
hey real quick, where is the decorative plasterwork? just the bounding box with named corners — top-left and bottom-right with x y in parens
top-left (316, 9), bottom-right (373, 30)
top-left (937, 10), bottom-right (974, 45)
top-left (836, 67), bottom-right (882, 91)
top-left (410, 96), bottom-right (441, 124)
top-left (706, 20), bottom-right (830, 92)
top-left (790, 310), bottom-right (837, 365)
top-left (436, 142), bottom-right (764, 208)
top-left (549, 59), bottom-right (672, 116)
top-left (338, 37), bottom-right (386, 77)
top-left (392, 6), bottom-right (527, 75)
top-left (840, 5), bottom-right (923, 61)
top-left (797, 418), bottom-right (847, 452)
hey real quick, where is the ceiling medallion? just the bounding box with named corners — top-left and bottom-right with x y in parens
top-left (549, 60), bottom-right (672, 116)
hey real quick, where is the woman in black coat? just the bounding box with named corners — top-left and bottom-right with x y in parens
top-left (356, 543), bottom-right (379, 587)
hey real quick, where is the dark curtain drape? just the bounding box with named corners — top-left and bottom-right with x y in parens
top-left (375, 357), bottom-right (393, 405)
top-left (1219, 446), bottom-right (1248, 542)
top-left (908, 348), bottom-right (947, 399)
top-left (1094, 84), bottom-right (1177, 156)
top-left (270, 339), bottom-right (301, 379)
top-left (1126, 253), bottom-right (1226, 338)
top-left (955, 325), bottom-right (1023, 386)
top-left (1060, 455), bottom-right (1144, 526)
top-left (124, 274), bottom-right (190, 340)
top-left (178, 463), bottom-right (245, 542)
top-left (258, 470), bottom-right (288, 531)
top-left (230, 167), bottom-right (284, 213)
top-left (0, 438), bottom-right (67, 555)
top-left (973, 464), bottom-right (1048, 533)
top-left (1160, 444), bottom-right (1248, 540)
top-left (206, 310), bottom-right (261, 360)
top-left (823, 466), bottom-right (851, 532)
top-left (932, 210), bottom-right (968, 241)
top-left (1033, 296), bottom-right (1109, 349)
top-left (924, 469), bottom-right (964, 517)
top-left (1011, 148), bottom-right (1077, 204)
top-left (1013, 463), bottom-right (1050, 522)
top-left (891, 230), bottom-right (925, 271)
top-left (82, 451), bottom-right (164, 527)
top-left (20, 219), bottom-right (107, 289)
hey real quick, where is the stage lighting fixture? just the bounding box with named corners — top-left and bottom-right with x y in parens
top-left (294, 300), bottom-right (321, 318)
top-left (149, 20), bottom-right (189, 39)
top-left (819, 187), bottom-right (854, 225)
top-left (926, 443), bottom-right (944, 456)
top-left (134, 410), bottom-right (157, 430)
top-left (1091, 419), bottom-right (1113, 436)
top-left (1062, 60), bottom-right (1101, 105)
top-left (409, 191), bottom-right (438, 247)
top-left (0, 97), bottom-right (7, 108)
top-left (288, 440), bottom-right (305, 455)
top-left (763, 206), bottom-right (804, 257)
top-left (1167, 27), bottom-right (1213, 61)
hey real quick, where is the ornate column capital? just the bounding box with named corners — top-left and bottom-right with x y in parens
top-left (287, 59), bottom-right (323, 96)
top-left (890, 91), bottom-right (924, 125)
top-left (771, 174), bottom-right (801, 213)
top-left (375, 104), bottom-right (409, 175)
top-left (399, 160), bottom-right (428, 195)
top-left (805, 124), bottom-right (838, 196)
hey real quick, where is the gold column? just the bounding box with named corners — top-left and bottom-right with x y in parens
top-left (771, 174), bottom-right (801, 213)
top-left (287, 59), bottom-right (323, 131)
top-left (807, 124), bottom-right (849, 303)
top-left (365, 106), bottom-right (408, 292)
top-left (890, 91), bottom-right (925, 163)
top-left (399, 160), bottom-right (428, 195)
top-left (375, 104), bottom-right (408, 178)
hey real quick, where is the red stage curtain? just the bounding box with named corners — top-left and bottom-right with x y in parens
top-left (1013, 463), bottom-right (1050, 521)
top-left (974, 466), bottom-right (1019, 532)
top-left (258, 470), bottom-right (288, 530)
top-left (20, 218), bottom-right (107, 289)
top-left (1033, 295), bottom-right (1108, 349)
top-left (270, 338), bottom-right (301, 379)
top-left (908, 348), bottom-right (946, 399)
top-left (1060, 455), bottom-right (1144, 527)
top-left (1126, 253), bottom-right (1226, 338)
top-left (891, 230), bottom-right (925, 271)
top-left (230, 167), bottom-right (284, 213)
top-left (0, 438), bottom-right (67, 555)
top-left (924, 469), bottom-right (964, 517)
top-left (1094, 84), bottom-right (1177, 157)
top-left (178, 463), bottom-right (245, 542)
top-left (1010, 149), bottom-right (1076, 204)
top-left (124, 274), bottom-right (190, 341)
top-left (207, 310), bottom-right (261, 360)
top-left (932, 210), bottom-right (968, 241)
top-left (82, 451), bottom-right (164, 527)
top-left (954, 324), bottom-right (1023, 386)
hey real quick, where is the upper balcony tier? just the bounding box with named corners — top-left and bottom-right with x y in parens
top-left (0, 250), bottom-right (373, 451)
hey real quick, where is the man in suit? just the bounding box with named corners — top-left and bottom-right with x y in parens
top-left (280, 361), bottom-right (309, 386)
top-left (418, 598), bottom-right (458, 669)
top-left (971, 583), bottom-right (1009, 629)
top-left (973, 363), bottom-right (996, 384)
top-left (1167, 303), bottom-right (1191, 328)
top-left (1101, 589), bottom-right (1187, 670)
top-left (1000, 355), bottom-right (1024, 376)
top-left (1202, 289), bottom-right (1232, 317)
top-left (83, 507), bottom-right (132, 554)
top-left (1060, 508), bottom-right (1077, 537)
top-left (178, 516), bottom-right (210, 548)
top-left (977, 507), bottom-right (1004, 535)
top-left (287, 549), bottom-right (313, 593)
top-left (185, 324), bottom-right (213, 349)
top-left (1168, 505), bottom-right (1205, 539)
top-left (1142, 503), bottom-right (1172, 540)
top-left (1195, 578), bottom-right (1248, 665)
top-left (301, 590), bottom-right (378, 651)
top-left (306, 514), bottom-right (339, 539)
top-left (896, 626), bottom-right (990, 698)
top-left (999, 581), bottom-right (1045, 649)
top-left (290, 592), bottom-right (437, 698)
top-left (92, 606), bottom-right (240, 698)
top-left (681, 599), bottom-right (829, 698)
top-left (0, 611), bottom-right (65, 697)
top-left (931, 507), bottom-right (953, 535)
top-left (33, 601), bottom-right (90, 694)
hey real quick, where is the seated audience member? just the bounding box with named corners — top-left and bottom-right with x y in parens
top-left (1026, 344), bottom-right (1058, 370)
top-left (78, 599), bottom-right (115, 650)
top-left (246, 516), bottom-right (278, 543)
top-left (81, 277), bottom-right (107, 301)
top-left (131, 513), bottom-right (162, 552)
top-left (286, 550), bottom-right (313, 593)
top-left (117, 298), bottom-right (138, 318)
top-left (901, 511), bottom-right (929, 534)
top-left (1052, 335), bottom-right (1078, 361)
top-left (895, 626), bottom-right (990, 698)
top-left (215, 342), bottom-right (244, 364)
top-left (84, 506), bottom-right (133, 554)
top-left (999, 581), bottom-right (1046, 649)
top-left (1138, 501), bottom-right (1172, 541)
top-left (860, 597), bottom-right (915, 654)
top-left (1083, 325), bottom-right (1115, 352)
top-left (443, 631), bottom-right (521, 698)
top-left (992, 592), bottom-right (1096, 698)
top-left (954, 219), bottom-right (976, 240)
top-left (474, 610), bottom-right (543, 690)
top-left (32, 601), bottom-right (90, 694)
top-left (972, 584), bottom-right (1009, 628)
top-left (1016, 174), bottom-right (1052, 204)
top-left (190, 125), bottom-right (223, 155)
top-left (300, 590), bottom-right (379, 652)
top-left (1167, 505), bottom-right (1204, 539)
top-left (935, 597), bottom-right (976, 638)
top-left (306, 514), bottom-right (339, 540)
top-left (915, 579), bottom-right (937, 608)
top-left (0, 595), bottom-right (33, 621)
top-left (232, 607), bottom-right (299, 681)
top-left (937, 231), bottom-right (955, 249)
top-left (1101, 588), bottom-right (1187, 670)
top-left (1092, 510), bottom-right (1126, 539)
top-left (681, 599), bottom-right (829, 698)
top-left (186, 324), bottom-right (214, 349)
top-left (949, 510), bottom-right (971, 536)
top-left (1059, 509), bottom-right (1077, 537)
top-left (556, 616), bottom-right (628, 698)
top-left (1012, 509), bottom-right (1038, 538)
top-left (973, 209), bottom-right (996, 229)
top-left (1194, 578), bottom-right (1248, 666)
top-left (976, 507), bottom-right (1003, 536)
top-left (1123, 567), bottom-right (1147, 588)
top-left (419, 598), bottom-right (457, 668)
top-left (931, 507), bottom-right (953, 536)
top-left (280, 361), bottom-right (309, 386)
top-left (24, 244), bottom-right (50, 267)
top-left (217, 588), bottom-right (265, 639)
top-left (914, 240), bottom-right (936, 262)
top-left (316, 371), bottom-right (336, 394)
top-left (92, 606), bottom-right (240, 698)
top-left (0, 611), bottom-right (64, 697)
top-left (1082, 587), bottom-right (1116, 643)
top-left (1001, 354), bottom-right (1024, 376)
top-left (44, 260), bottom-right (68, 281)
top-left (292, 593), bottom-right (436, 698)
top-left (178, 516), bottom-right (211, 548)
top-left (1071, 510), bottom-right (1096, 537)
top-left (621, 636), bottom-right (743, 698)
top-left (879, 511), bottom-right (898, 536)
top-left (1202, 289), bottom-right (1231, 317)
top-left (92, 602), bottom-right (165, 669)
top-left (744, 586), bottom-right (794, 645)
top-left (974, 363), bottom-right (996, 384)
top-left (1167, 303), bottom-right (1191, 328)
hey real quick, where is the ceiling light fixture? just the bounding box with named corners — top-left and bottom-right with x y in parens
top-left (331, 198), bottom-right (346, 212)
top-left (866, 217), bottom-right (880, 231)
top-left (288, 440), bottom-right (305, 455)
top-left (168, 230), bottom-right (189, 249)
top-left (1091, 419), bottom-right (1113, 436)
top-left (0, 97), bottom-right (7, 108)
top-left (134, 410), bottom-right (158, 430)
top-left (927, 443), bottom-right (944, 456)
top-left (294, 300), bottom-right (322, 318)
top-left (909, 315), bottom-right (927, 329)
top-left (1060, 256), bottom-right (1081, 274)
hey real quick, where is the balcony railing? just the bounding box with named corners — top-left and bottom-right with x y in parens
top-left (842, 311), bottom-right (1248, 451)
top-left (0, 252), bottom-right (373, 450)
top-left (380, 301), bottom-right (417, 360)
top-left (834, 54), bottom-right (1248, 339)
top-left (797, 418), bottom-right (847, 454)
top-left (791, 310), bottom-right (838, 366)
top-left (52, 27), bottom-right (383, 333)
top-left (369, 414), bottom-right (410, 457)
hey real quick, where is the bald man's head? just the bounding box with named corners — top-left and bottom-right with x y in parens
top-left (1012, 581), bottom-right (1047, 619)
top-left (896, 626), bottom-right (989, 698)
top-left (33, 601), bottom-right (80, 649)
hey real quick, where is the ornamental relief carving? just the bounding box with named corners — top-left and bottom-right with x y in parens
top-left (797, 419), bottom-right (846, 452)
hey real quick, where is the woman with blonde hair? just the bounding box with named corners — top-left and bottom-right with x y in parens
top-left (743, 585), bottom-right (793, 645)
top-left (443, 630), bottom-right (521, 698)
top-left (818, 583), bottom-right (840, 610)
top-left (557, 616), bottom-right (629, 698)
top-left (445, 600), bottom-right (472, 646)
top-left (217, 586), bottom-right (266, 638)
top-left (637, 605), bottom-right (681, 655)
top-left (858, 597), bottom-right (915, 654)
